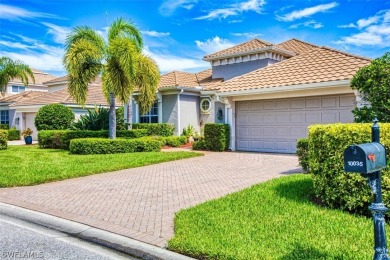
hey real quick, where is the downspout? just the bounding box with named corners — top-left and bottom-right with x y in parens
top-left (177, 89), bottom-right (183, 136)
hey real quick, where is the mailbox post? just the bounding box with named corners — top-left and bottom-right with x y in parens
top-left (344, 118), bottom-right (389, 260)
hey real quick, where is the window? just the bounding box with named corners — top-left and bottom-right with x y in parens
top-left (0, 110), bottom-right (9, 125)
top-left (12, 86), bottom-right (26, 93)
top-left (200, 98), bottom-right (211, 114)
top-left (140, 101), bottom-right (158, 123)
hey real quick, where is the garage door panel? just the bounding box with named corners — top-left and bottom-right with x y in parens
top-left (236, 94), bottom-right (355, 153)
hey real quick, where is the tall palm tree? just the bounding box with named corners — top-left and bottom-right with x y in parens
top-left (0, 57), bottom-right (35, 95)
top-left (63, 18), bottom-right (160, 139)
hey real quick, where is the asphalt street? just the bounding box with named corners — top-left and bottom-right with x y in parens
top-left (0, 214), bottom-right (136, 259)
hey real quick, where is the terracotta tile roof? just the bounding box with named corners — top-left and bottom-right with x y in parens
top-left (10, 85), bottom-right (109, 107)
top-left (44, 75), bottom-right (102, 85)
top-left (10, 69), bottom-right (56, 86)
top-left (204, 39), bottom-right (273, 59)
top-left (0, 91), bottom-right (46, 104)
top-left (207, 47), bottom-right (371, 92)
top-left (158, 69), bottom-right (223, 89)
top-left (275, 38), bottom-right (319, 55)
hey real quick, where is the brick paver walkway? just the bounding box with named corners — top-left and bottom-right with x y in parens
top-left (0, 152), bottom-right (300, 247)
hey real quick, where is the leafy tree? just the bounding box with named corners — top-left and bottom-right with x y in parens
top-left (63, 18), bottom-right (160, 139)
top-left (35, 104), bottom-right (75, 130)
top-left (73, 107), bottom-right (127, 131)
top-left (0, 57), bottom-right (35, 94)
top-left (351, 52), bottom-right (390, 122)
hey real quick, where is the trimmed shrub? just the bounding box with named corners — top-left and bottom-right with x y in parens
top-left (0, 130), bottom-right (8, 150)
top-left (0, 124), bottom-right (9, 130)
top-left (8, 128), bottom-right (20, 141)
top-left (69, 138), bottom-right (161, 155)
top-left (193, 139), bottom-right (206, 150)
top-left (308, 123), bottom-right (390, 216)
top-left (38, 129), bottom-right (149, 149)
top-left (204, 123), bottom-right (230, 151)
top-left (139, 136), bottom-right (187, 147)
top-left (35, 104), bottom-right (75, 130)
top-left (296, 138), bottom-right (309, 172)
top-left (132, 123), bottom-right (174, 136)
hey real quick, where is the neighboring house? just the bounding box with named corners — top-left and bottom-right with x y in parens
top-left (0, 76), bottom-right (112, 140)
top-left (127, 38), bottom-right (371, 153)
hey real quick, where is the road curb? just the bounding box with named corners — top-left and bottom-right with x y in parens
top-left (0, 202), bottom-right (193, 260)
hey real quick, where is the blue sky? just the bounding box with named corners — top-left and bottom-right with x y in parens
top-left (0, 0), bottom-right (389, 76)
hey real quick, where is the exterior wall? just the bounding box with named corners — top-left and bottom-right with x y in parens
top-left (24, 112), bottom-right (38, 140)
top-left (131, 99), bottom-right (137, 123)
top-left (179, 94), bottom-right (200, 133)
top-left (48, 84), bottom-right (67, 93)
top-left (212, 58), bottom-right (278, 81)
top-left (162, 94), bottom-right (178, 134)
top-left (72, 108), bottom-right (90, 120)
top-left (6, 84), bottom-right (47, 96)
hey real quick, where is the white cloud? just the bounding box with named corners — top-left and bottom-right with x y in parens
top-left (143, 46), bottom-right (208, 73)
top-left (159, 0), bottom-right (198, 16)
top-left (141, 31), bottom-right (170, 37)
top-left (195, 36), bottom-right (234, 54)
top-left (290, 20), bottom-right (323, 29)
top-left (195, 0), bottom-right (266, 20)
top-left (41, 22), bottom-right (71, 44)
top-left (335, 9), bottom-right (390, 47)
top-left (276, 2), bottom-right (338, 22)
top-left (231, 32), bottom-right (262, 38)
top-left (0, 4), bottom-right (58, 21)
top-left (338, 23), bottom-right (356, 28)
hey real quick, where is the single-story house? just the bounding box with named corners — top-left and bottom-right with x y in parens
top-left (126, 38), bottom-right (371, 153)
top-left (0, 75), bottom-right (111, 140)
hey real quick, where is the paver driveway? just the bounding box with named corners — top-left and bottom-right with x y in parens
top-left (0, 151), bottom-right (300, 247)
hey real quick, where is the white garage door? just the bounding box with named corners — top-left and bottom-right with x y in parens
top-left (236, 94), bottom-right (355, 153)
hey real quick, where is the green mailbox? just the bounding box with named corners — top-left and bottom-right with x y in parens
top-left (344, 143), bottom-right (387, 174)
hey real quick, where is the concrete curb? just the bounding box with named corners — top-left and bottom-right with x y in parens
top-left (0, 202), bottom-right (193, 260)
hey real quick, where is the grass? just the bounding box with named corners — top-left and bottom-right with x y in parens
top-left (0, 145), bottom-right (201, 187)
top-left (168, 174), bottom-right (386, 260)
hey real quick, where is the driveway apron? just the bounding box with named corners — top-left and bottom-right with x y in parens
top-left (0, 152), bottom-right (300, 247)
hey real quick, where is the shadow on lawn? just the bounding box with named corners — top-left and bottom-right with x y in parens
top-left (280, 243), bottom-right (344, 260)
top-left (273, 176), bottom-right (313, 203)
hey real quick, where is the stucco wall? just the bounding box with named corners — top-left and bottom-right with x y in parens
top-left (179, 94), bottom-right (200, 133)
top-left (212, 58), bottom-right (278, 80)
top-left (162, 94), bottom-right (178, 134)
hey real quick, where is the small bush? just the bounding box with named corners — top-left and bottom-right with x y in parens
top-left (0, 124), bottom-right (9, 130)
top-left (193, 139), bottom-right (206, 150)
top-left (204, 123), bottom-right (230, 151)
top-left (132, 123), bottom-right (174, 136)
top-left (296, 138), bottom-right (309, 172)
top-left (8, 128), bottom-right (20, 141)
top-left (309, 123), bottom-right (390, 216)
top-left (69, 138), bottom-right (161, 155)
top-left (35, 104), bottom-right (75, 131)
top-left (139, 136), bottom-right (187, 147)
top-left (117, 129), bottom-right (148, 138)
top-left (0, 130), bottom-right (8, 150)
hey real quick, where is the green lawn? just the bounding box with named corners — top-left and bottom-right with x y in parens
top-left (0, 145), bottom-right (201, 187)
top-left (168, 174), bottom-right (384, 260)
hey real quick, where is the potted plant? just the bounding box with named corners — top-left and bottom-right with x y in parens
top-left (22, 128), bottom-right (33, 145)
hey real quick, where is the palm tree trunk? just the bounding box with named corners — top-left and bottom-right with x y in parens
top-left (109, 92), bottom-right (116, 139)
top-left (128, 97), bottom-right (132, 130)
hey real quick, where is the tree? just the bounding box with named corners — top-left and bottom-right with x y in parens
top-left (351, 52), bottom-right (390, 122)
top-left (63, 18), bottom-right (160, 139)
top-left (0, 57), bottom-right (35, 94)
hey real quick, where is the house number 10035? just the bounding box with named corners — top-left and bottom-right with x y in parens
top-left (348, 161), bottom-right (363, 167)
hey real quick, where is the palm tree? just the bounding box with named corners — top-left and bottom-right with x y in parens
top-left (63, 18), bottom-right (160, 139)
top-left (0, 57), bottom-right (35, 95)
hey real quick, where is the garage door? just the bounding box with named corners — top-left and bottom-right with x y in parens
top-left (236, 94), bottom-right (355, 153)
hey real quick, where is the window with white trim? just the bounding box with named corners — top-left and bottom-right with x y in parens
top-left (0, 110), bottom-right (9, 125)
top-left (12, 86), bottom-right (26, 93)
top-left (200, 98), bottom-right (211, 114)
top-left (140, 101), bottom-right (158, 123)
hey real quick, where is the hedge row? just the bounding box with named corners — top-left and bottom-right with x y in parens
top-left (131, 123), bottom-right (174, 136)
top-left (0, 130), bottom-right (8, 150)
top-left (8, 129), bottom-right (20, 141)
top-left (308, 123), bottom-right (390, 216)
top-left (140, 136), bottom-right (187, 147)
top-left (38, 129), bottom-right (148, 149)
top-left (69, 138), bottom-right (161, 155)
top-left (204, 123), bottom-right (230, 151)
